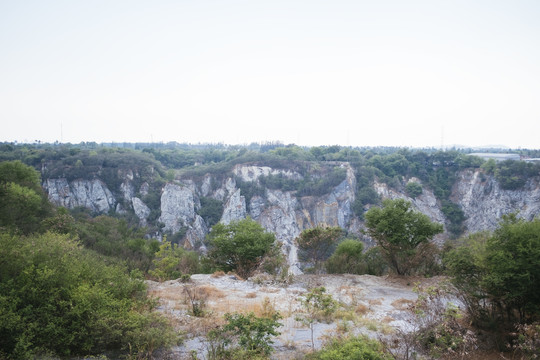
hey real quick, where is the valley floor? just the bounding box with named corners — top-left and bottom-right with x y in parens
top-left (147, 273), bottom-right (449, 359)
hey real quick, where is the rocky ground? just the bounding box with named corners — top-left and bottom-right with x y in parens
top-left (147, 273), bottom-right (450, 359)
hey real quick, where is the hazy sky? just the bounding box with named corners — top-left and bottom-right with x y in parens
top-left (1, 1), bottom-right (539, 148)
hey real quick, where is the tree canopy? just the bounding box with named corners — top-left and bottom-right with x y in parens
top-left (207, 218), bottom-right (277, 278)
top-left (444, 215), bottom-right (540, 326)
top-left (365, 199), bottom-right (443, 275)
top-left (0, 161), bottom-right (51, 234)
top-left (296, 226), bottom-right (343, 273)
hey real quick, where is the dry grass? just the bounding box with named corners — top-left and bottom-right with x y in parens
top-left (245, 292), bottom-right (257, 298)
top-left (197, 284), bottom-right (226, 299)
top-left (391, 298), bottom-right (413, 310)
top-left (148, 287), bottom-right (184, 302)
top-left (368, 298), bottom-right (383, 306)
top-left (211, 270), bottom-right (226, 278)
top-left (181, 314), bottom-right (226, 337)
top-left (355, 303), bottom-right (369, 315)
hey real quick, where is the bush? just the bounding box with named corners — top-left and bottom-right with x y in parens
top-left (405, 181), bottom-right (423, 198)
top-left (149, 239), bottom-right (199, 281)
top-left (326, 239), bottom-right (365, 274)
top-left (365, 199), bottom-right (443, 275)
top-left (0, 231), bottom-right (177, 359)
top-left (297, 226), bottom-right (343, 274)
top-left (296, 287), bottom-right (337, 350)
top-left (306, 335), bottom-right (391, 360)
top-left (444, 215), bottom-right (540, 328)
top-left (205, 312), bottom-right (282, 359)
top-left (363, 246), bottom-right (388, 276)
top-left (207, 218), bottom-right (277, 278)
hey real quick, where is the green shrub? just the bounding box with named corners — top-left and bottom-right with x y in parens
top-left (205, 312), bottom-right (281, 359)
top-left (326, 239), bottom-right (365, 274)
top-left (0, 231), bottom-right (177, 359)
top-left (149, 239), bottom-right (199, 281)
top-left (444, 215), bottom-right (540, 327)
top-left (405, 181), bottom-right (423, 198)
top-left (207, 218), bottom-right (276, 278)
top-left (305, 335), bottom-right (391, 360)
top-left (199, 197), bottom-right (224, 227)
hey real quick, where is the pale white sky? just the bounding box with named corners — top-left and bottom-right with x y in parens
top-left (1, 0), bottom-right (539, 148)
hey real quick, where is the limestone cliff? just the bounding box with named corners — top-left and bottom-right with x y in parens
top-left (44, 178), bottom-right (116, 213)
top-left (42, 162), bottom-right (540, 270)
top-left (453, 169), bottom-right (540, 233)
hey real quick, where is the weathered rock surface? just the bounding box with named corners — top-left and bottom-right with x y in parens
top-left (159, 183), bottom-right (197, 234)
top-left (44, 178), bottom-right (116, 213)
top-left (453, 169), bottom-right (540, 233)
top-left (132, 197), bottom-right (151, 226)
top-left (43, 163), bottom-right (540, 270)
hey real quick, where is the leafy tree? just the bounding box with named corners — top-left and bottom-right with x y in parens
top-left (444, 215), bottom-right (540, 327)
top-left (481, 158), bottom-right (497, 174)
top-left (405, 181), bottom-right (423, 198)
top-left (0, 231), bottom-right (177, 359)
top-left (76, 215), bottom-right (159, 272)
top-left (221, 312), bottom-right (282, 356)
top-left (297, 226), bottom-right (343, 273)
top-left (295, 287), bottom-right (337, 350)
top-left (325, 239), bottom-right (365, 274)
top-left (199, 197), bottom-right (224, 227)
top-left (442, 232), bottom-right (491, 326)
top-left (484, 215), bottom-right (540, 322)
top-left (149, 238), bottom-right (199, 281)
top-left (41, 207), bottom-right (76, 234)
top-left (441, 200), bottom-right (466, 237)
top-left (494, 160), bottom-right (539, 190)
top-left (207, 218), bottom-right (276, 278)
top-left (0, 161), bottom-right (51, 234)
top-left (365, 199), bottom-right (443, 275)
top-left (0, 160), bottom-right (42, 192)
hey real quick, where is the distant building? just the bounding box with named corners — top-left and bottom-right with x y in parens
top-left (469, 153), bottom-right (520, 162)
top-left (524, 158), bottom-right (540, 164)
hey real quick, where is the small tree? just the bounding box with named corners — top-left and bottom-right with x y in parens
top-left (296, 287), bottom-right (337, 350)
top-left (445, 215), bottom-right (540, 326)
top-left (297, 226), bottom-right (343, 273)
top-left (206, 311), bottom-right (282, 358)
top-left (149, 238), bottom-right (199, 281)
top-left (207, 218), bottom-right (277, 278)
top-left (365, 199), bottom-right (443, 275)
top-left (405, 181), bottom-right (423, 198)
top-left (325, 239), bottom-right (365, 274)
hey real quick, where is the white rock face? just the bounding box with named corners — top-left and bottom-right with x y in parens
top-left (120, 180), bottom-right (135, 202)
top-left (42, 163), bottom-right (540, 272)
top-left (453, 169), bottom-right (540, 233)
top-left (184, 215), bottom-right (208, 249)
top-left (132, 197), bottom-right (151, 226)
top-left (159, 183), bottom-right (196, 233)
top-left (220, 188), bottom-right (247, 224)
top-left (44, 178), bottom-right (116, 213)
top-left (139, 182), bottom-right (150, 196)
top-left (374, 180), bottom-right (446, 226)
top-left (233, 165), bottom-right (303, 182)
